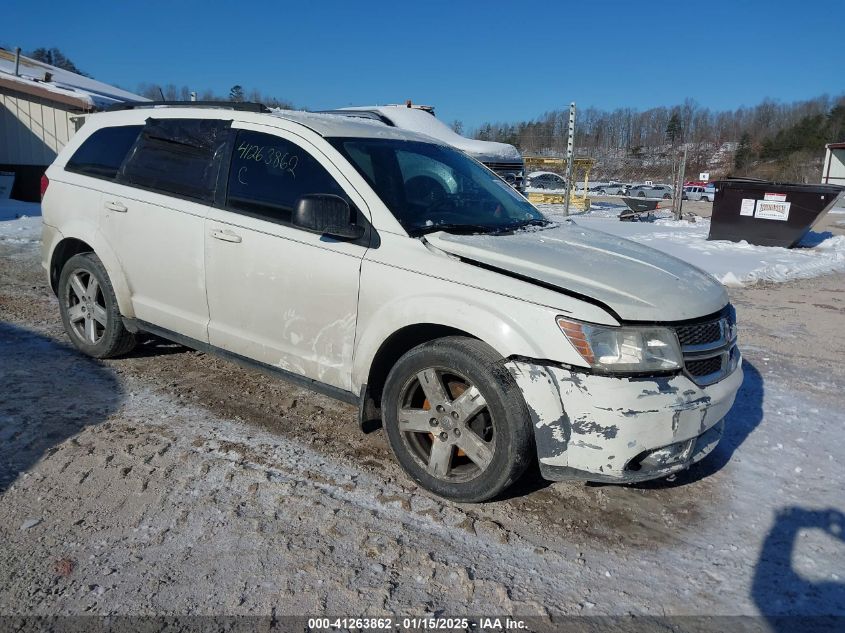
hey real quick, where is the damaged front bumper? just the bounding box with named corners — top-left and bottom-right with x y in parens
top-left (507, 360), bottom-right (744, 483)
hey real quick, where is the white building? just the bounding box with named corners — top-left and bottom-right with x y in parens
top-left (822, 142), bottom-right (845, 187)
top-left (0, 48), bottom-right (146, 200)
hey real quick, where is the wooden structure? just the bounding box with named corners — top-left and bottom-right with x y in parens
top-left (524, 156), bottom-right (595, 211)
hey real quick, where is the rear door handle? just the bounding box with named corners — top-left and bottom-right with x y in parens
top-left (105, 200), bottom-right (127, 213)
top-left (210, 229), bottom-right (242, 243)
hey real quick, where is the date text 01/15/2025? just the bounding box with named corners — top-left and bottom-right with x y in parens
top-left (307, 617), bottom-right (529, 630)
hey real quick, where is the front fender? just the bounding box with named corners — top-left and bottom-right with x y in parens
top-left (352, 257), bottom-right (591, 390)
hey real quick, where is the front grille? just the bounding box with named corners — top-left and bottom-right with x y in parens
top-left (485, 162), bottom-right (524, 172)
top-left (676, 320), bottom-right (721, 347)
top-left (686, 356), bottom-right (723, 377)
top-left (672, 306), bottom-right (738, 386)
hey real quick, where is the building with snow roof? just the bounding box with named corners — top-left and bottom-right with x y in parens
top-left (0, 47), bottom-right (147, 200)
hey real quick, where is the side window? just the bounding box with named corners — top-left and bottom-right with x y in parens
top-left (66, 125), bottom-right (143, 180)
top-left (120, 118), bottom-right (230, 201)
top-left (225, 130), bottom-right (346, 224)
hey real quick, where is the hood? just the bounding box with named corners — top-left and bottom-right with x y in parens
top-left (424, 222), bottom-right (727, 322)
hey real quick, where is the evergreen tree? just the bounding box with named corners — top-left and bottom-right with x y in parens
top-left (666, 112), bottom-right (682, 145)
top-left (734, 132), bottom-right (754, 171)
top-left (29, 47), bottom-right (89, 76)
top-left (229, 85), bottom-right (245, 102)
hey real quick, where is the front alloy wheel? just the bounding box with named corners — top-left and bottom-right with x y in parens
top-left (397, 368), bottom-right (495, 482)
top-left (382, 337), bottom-right (534, 502)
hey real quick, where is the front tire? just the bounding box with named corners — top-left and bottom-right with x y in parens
top-left (58, 253), bottom-right (136, 358)
top-left (382, 337), bottom-right (534, 502)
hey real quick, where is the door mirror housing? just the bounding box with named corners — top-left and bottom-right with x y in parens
top-left (292, 194), bottom-right (365, 240)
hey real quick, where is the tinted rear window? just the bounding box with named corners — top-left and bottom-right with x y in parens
top-left (66, 125), bottom-right (143, 180)
top-left (120, 118), bottom-right (230, 201)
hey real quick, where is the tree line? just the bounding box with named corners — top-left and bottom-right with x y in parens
top-left (135, 82), bottom-right (294, 109)
top-left (470, 93), bottom-right (845, 181)
top-left (14, 47), bottom-right (843, 181)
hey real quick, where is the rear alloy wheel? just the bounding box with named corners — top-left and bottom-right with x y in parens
top-left (382, 337), bottom-right (534, 502)
top-left (59, 253), bottom-right (136, 358)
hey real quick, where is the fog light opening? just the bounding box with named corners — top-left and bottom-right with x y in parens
top-left (626, 440), bottom-right (695, 473)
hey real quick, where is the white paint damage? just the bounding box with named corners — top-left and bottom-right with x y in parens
top-left (507, 360), bottom-right (744, 481)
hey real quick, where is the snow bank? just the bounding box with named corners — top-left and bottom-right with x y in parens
top-left (0, 199), bottom-right (41, 244)
top-left (538, 203), bottom-right (845, 287)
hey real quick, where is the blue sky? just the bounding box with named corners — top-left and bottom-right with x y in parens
top-left (3, 0), bottom-right (843, 129)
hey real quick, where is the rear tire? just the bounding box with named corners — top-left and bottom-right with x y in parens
top-left (58, 253), bottom-right (136, 358)
top-left (382, 337), bottom-right (534, 502)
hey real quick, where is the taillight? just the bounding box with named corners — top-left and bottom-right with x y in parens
top-left (40, 174), bottom-right (49, 201)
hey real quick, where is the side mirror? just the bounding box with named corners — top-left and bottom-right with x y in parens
top-left (292, 194), bottom-right (365, 240)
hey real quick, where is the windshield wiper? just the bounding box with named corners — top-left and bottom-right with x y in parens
top-left (410, 223), bottom-right (501, 237)
top-left (505, 218), bottom-right (553, 230)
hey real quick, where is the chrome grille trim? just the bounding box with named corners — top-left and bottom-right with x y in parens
top-left (673, 308), bottom-right (738, 386)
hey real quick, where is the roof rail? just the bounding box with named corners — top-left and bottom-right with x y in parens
top-left (318, 109), bottom-right (394, 126)
top-left (105, 100), bottom-right (272, 113)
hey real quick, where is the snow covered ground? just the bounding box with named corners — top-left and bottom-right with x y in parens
top-left (2, 194), bottom-right (844, 621)
top-left (0, 199), bottom-right (41, 245)
top-left (538, 202), bottom-right (845, 288)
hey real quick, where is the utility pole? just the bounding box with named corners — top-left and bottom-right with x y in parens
top-left (673, 146), bottom-right (687, 220)
top-left (563, 102), bottom-right (576, 217)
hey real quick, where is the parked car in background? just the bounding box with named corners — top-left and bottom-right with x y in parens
top-left (629, 184), bottom-right (673, 199)
top-left (526, 171), bottom-right (567, 190)
top-left (683, 186), bottom-right (706, 201)
top-left (41, 104), bottom-right (742, 502)
top-left (592, 183), bottom-right (628, 195)
top-left (684, 185), bottom-right (715, 202)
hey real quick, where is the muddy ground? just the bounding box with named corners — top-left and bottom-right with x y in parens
top-left (0, 214), bottom-right (843, 620)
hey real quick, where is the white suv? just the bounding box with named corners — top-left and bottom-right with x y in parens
top-left (41, 104), bottom-right (743, 501)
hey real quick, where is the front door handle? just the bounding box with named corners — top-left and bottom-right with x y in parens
top-left (210, 229), bottom-right (242, 243)
top-left (104, 200), bottom-right (127, 213)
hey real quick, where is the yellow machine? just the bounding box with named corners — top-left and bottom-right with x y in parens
top-left (524, 156), bottom-right (595, 211)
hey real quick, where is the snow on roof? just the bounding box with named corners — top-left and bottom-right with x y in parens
top-left (0, 49), bottom-right (147, 110)
top-left (339, 105), bottom-right (523, 163)
top-left (269, 109), bottom-right (443, 142)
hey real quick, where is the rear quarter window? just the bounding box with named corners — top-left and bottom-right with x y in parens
top-left (120, 118), bottom-right (230, 201)
top-left (65, 125), bottom-right (143, 180)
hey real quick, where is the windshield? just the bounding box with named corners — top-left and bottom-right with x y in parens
top-left (329, 137), bottom-right (546, 236)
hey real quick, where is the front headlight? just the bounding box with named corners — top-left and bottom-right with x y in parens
top-left (557, 317), bottom-right (683, 373)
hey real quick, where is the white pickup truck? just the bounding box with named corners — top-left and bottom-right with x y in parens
top-left (684, 184), bottom-right (716, 202)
